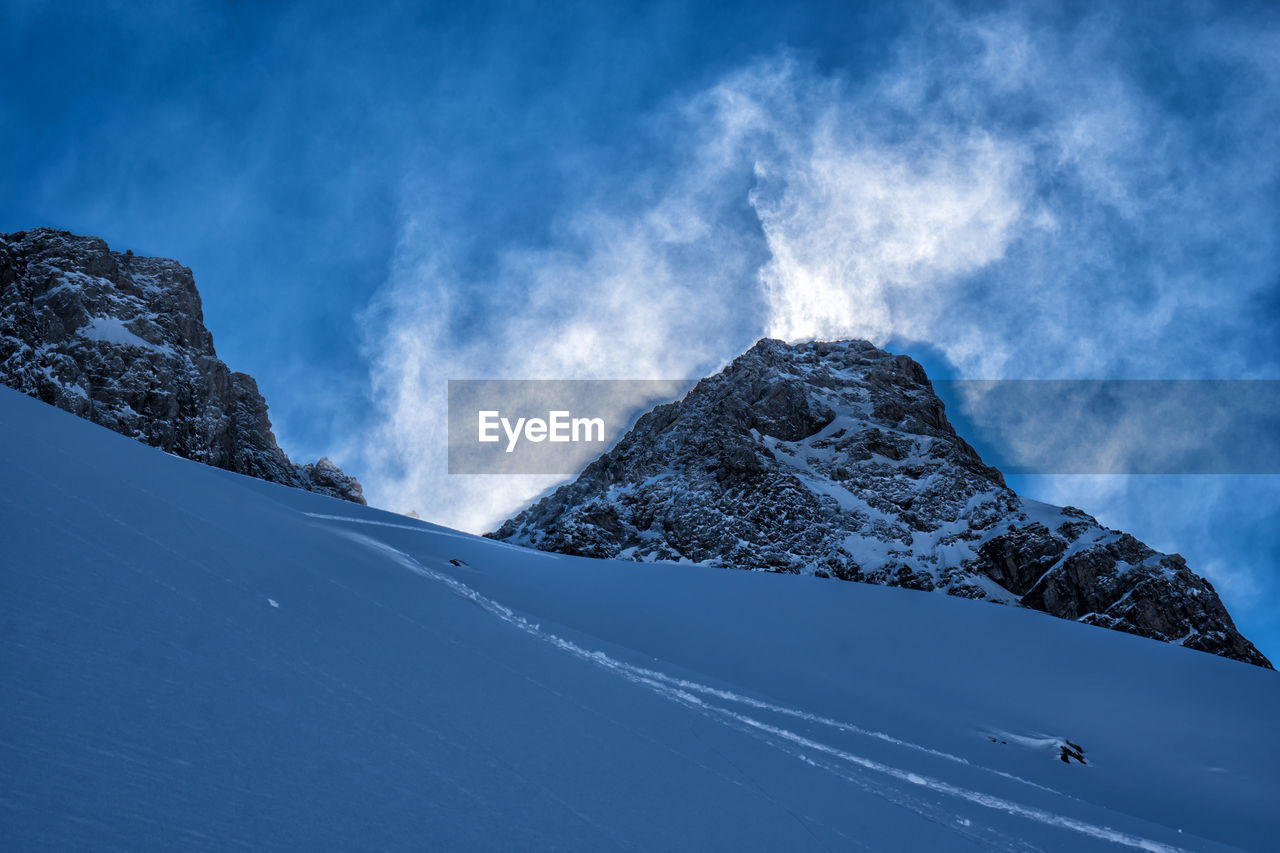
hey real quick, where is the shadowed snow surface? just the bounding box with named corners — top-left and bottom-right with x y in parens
top-left (1, 386), bottom-right (1277, 851)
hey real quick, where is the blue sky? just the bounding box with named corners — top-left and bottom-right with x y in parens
top-left (3, 1), bottom-right (1278, 659)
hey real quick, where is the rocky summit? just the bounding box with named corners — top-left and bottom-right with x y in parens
top-left (492, 338), bottom-right (1270, 668)
top-left (0, 228), bottom-right (364, 504)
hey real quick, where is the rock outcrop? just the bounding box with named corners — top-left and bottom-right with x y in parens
top-left (0, 228), bottom-right (364, 504)
top-left (492, 338), bottom-right (1270, 668)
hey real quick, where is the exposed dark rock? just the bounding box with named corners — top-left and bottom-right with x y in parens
top-left (0, 228), bottom-right (364, 504)
top-left (490, 338), bottom-right (1270, 669)
top-left (296, 457), bottom-right (366, 504)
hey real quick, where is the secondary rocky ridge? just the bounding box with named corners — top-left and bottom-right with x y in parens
top-left (492, 338), bottom-right (1270, 668)
top-left (0, 228), bottom-right (364, 504)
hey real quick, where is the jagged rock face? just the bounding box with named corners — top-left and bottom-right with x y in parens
top-left (0, 228), bottom-right (364, 505)
top-left (296, 457), bottom-right (366, 505)
top-left (491, 339), bottom-right (1270, 669)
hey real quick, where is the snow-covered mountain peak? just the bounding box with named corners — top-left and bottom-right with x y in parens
top-left (492, 337), bottom-right (1271, 668)
top-left (0, 227), bottom-right (364, 504)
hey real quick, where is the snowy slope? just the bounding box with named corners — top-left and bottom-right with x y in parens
top-left (2, 385), bottom-right (1277, 852)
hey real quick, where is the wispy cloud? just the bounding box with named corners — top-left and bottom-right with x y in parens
top-left (356, 1), bottom-right (1279, 542)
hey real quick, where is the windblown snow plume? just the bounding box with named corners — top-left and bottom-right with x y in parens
top-left (357, 2), bottom-right (1280, 536)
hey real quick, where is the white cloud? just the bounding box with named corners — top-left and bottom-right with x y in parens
top-left (355, 2), bottom-right (1280, 538)
top-left (753, 130), bottom-right (1028, 344)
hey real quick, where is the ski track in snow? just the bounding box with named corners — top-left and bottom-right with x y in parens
top-left (320, 513), bottom-right (1188, 853)
top-left (303, 512), bottom-right (534, 553)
